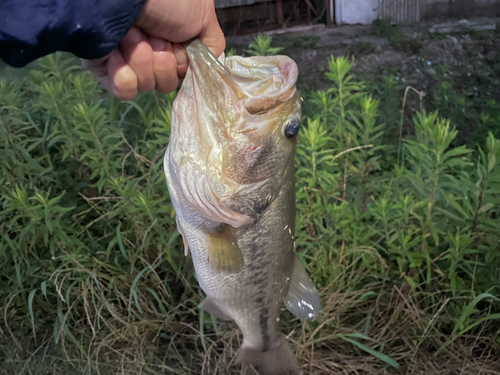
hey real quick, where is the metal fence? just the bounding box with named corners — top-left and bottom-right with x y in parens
top-left (380, 0), bottom-right (421, 24)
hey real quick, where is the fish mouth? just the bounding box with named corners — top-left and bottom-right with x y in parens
top-left (185, 40), bottom-right (299, 116)
top-left (185, 40), bottom-right (228, 73)
top-left (185, 40), bottom-right (236, 88)
top-left (185, 39), bottom-right (243, 101)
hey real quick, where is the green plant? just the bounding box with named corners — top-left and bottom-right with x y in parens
top-left (245, 34), bottom-right (284, 56)
top-left (429, 82), bottom-right (472, 142)
top-left (297, 56), bottom-right (499, 367)
top-left (1, 53), bottom-right (191, 373)
top-left (274, 34), bottom-right (320, 55)
top-left (373, 18), bottom-right (404, 46)
top-left (430, 32), bottom-right (448, 40)
top-left (1, 46), bottom-right (500, 374)
top-left (225, 47), bottom-right (237, 57)
top-left (372, 19), bottom-right (422, 52)
top-left (464, 26), bottom-right (494, 40)
top-left (434, 64), bottom-right (450, 75)
top-left (474, 100), bottom-right (500, 141)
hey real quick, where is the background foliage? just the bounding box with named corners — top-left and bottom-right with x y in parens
top-left (1, 35), bottom-right (499, 374)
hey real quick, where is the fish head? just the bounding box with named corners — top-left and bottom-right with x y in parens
top-left (169, 41), bottom-right (301, 226)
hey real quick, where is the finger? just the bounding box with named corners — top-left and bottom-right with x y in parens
top-left (99, 50), bottom-right (138, 101)
top-left (119, 26), bottom-right (155, 92)
top-left (150, 37), bottom-right (179, 94)
top-left (81, 55), bottom-right (109, 78)
top-left (198, 7), bottom-right (226, 58)
top-left (173, 44), bottom-right (188, 79)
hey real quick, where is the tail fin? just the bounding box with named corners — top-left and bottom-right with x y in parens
top-left (235, 337), bottom-right (301, 375)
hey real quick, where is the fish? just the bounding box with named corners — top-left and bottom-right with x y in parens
top-left (163, 40), bottom-right (320, 375)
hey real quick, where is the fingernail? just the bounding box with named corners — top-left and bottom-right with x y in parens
top-left (173, 44), bottom-right (188, 68)
top-left (125, 27), bottom-right (142, 44)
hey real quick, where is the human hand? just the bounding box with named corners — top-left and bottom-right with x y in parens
top-left (82, 0), bottom-right (225, 101)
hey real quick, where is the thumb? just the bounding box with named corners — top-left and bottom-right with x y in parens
top-left (198, 7), bottom-right (226, 58)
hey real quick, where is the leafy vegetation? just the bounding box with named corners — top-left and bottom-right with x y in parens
top-left (245, 34), bottom-right (284, 56)
top-left (1, 35), bottom-right (500, 374)
top-left (372, 19), bottom-right (423, 53)
top-left (366, 24), bottom-right (500, 150)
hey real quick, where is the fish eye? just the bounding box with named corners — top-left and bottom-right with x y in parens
top-left (283, 120), bottom-right (300, 139)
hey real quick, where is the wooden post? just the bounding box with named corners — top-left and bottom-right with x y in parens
top-left (277, 0), bottom-right (284, 27)
top-left (307, 2), bottom-right (312, 24)
top-left (325, 0), bottom-right (331, 26)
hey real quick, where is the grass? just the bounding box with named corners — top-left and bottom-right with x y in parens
top-left (1, 36), bottom-right (500, 375)
top-left (372, 19), bottom-right (423, 53)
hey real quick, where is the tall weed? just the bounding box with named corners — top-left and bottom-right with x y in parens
top-left (1, 44), bottom-right (499, 373)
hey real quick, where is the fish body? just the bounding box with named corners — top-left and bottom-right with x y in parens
top-left (164, 40), bottom-right (320, 374)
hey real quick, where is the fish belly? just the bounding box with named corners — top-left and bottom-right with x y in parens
top-left (166, 154), bottom-right (296, 351)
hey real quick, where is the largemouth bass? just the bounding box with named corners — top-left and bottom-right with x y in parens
top-left (164, 40), bottom-right (320, 374)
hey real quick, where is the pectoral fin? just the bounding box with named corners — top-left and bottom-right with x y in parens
top-left (199, 297), bottom-right (232, 321)
top-left (207, 225), bottom-right (243, 274)
top-left (285, 257), bottom-right (320, 321)
top-left (176, 217), bottom-right (190, 256)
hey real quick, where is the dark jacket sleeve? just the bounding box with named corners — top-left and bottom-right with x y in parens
top-left (0, 0), bottom-right (147, 67)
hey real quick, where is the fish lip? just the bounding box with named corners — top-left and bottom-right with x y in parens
top-left (185, 40), bottom-right (235, 84)
top-left (185, 40), bottom-right (299, 115)
top-left (185, 40), bottom-right (221, 66)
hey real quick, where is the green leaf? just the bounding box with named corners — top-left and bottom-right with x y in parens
top-left (478, 202), bottom-right (494, 214)
top-left (404, 275), bottom-right (417, 289)
top-left (435, 293), bottom-right (499, 356)
top-left (128, 267), bottom-right (150, 318)
top-left (457, 313), bottom-right (500, 336)
top-left (337, 334), bottom-right (400, 369)
top-left (28, 289), bottom-right (37, 340)
top-left (116, 225), bottom-right (128, 260)
top-left (452, 293), bottom-right (498, 336)
top-left (41, 281), bottom-right (47, 298)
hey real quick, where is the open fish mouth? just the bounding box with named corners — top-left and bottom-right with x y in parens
top-left (186, 39), bottom-right (299, 117)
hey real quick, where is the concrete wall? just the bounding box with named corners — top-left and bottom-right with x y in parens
top-left (335, 0), bottom-right (500, 25)
top-left (335, 0), bottom-right (380, 25)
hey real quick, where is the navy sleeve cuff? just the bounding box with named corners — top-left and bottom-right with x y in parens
top-left (0, 0), bottom-right (147, 67)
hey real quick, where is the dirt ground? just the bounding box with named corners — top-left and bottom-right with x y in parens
top-left (226, 18), bottom-right (500, 147)
top-left (228, 18), bottom-right (500, 90)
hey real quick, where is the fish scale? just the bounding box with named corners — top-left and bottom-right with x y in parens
top-left (170, 165), bottom-right (294, 350)
top-left (164, 39), bottom-right (320, 374)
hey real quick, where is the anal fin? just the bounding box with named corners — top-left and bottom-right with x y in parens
top-left (285, 257), bottom-right (320, 321)
top-left (207, 224), bottom-right (243, 274)
top-left (199, 297), bottom-right (232, 321)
